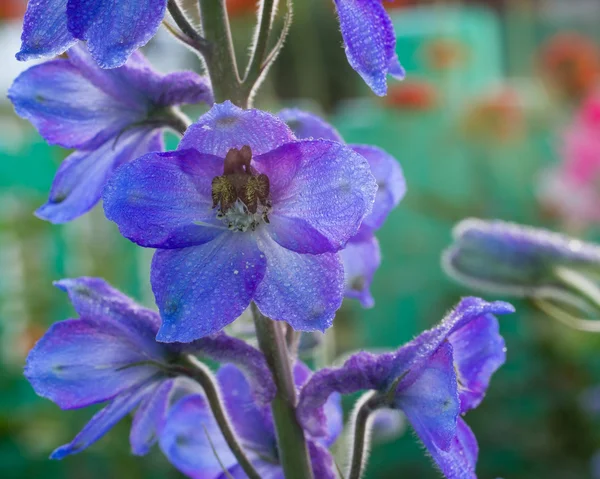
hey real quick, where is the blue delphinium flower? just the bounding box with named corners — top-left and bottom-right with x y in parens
top-left (333, 0), bottom-right (406, 95)
top-left (8, 44), bottom-right (212, 223)
top-left (103, 101), bottom-right (378, 342)
top-left (17, 0), bottom-right (167, 68)
top-left (160, 362), bottom-right (342, 479)
top-left (279, 108), bottom-right (406, 307)
top-left (297, 297), bottom-right (514, 478)
top-left (443, 218), bottom-right (600, 298)
top-left (25, 277), bottom-right (274, 459)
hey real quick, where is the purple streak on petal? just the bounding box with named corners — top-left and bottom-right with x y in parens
top-left (50, 381), bottom-right (158, 459)
top-left (103, 149), bottom-right (224, 249)
top-left (66, 0), bottom-right (167, 69)
top-left (37, 130), bottom-right (162, 224)
top-left (152, 71), bottom-right (214, 107)
top-left (179, 101), bottom-right (295, 156)
top-left (159, 395), bottom-right (238, 479)
top-left (278, 109), bottom-right (343, 142)
top-left (55, 276), bottom-right (161, 336)
top-left (448, 314), bottom-right (506, 413)
top-left (256, 140), bottom-right (378, 254)
top-left (351, 144), bottom-right (405, 234)
top-left (186, 335), bottom-right (275, 404)
top-left (8, 59), bottom-right (137, 149)
top-left (333, 0), bottom-right (405, 96)
top-left (394, 342), bottom-right (459, 452)
top-left (426, 417), bottom-right (478, 479)
top-left (308, 441), bottom-right (338, 479)
top-left (341, 234), bottom-right (381, 308)
top-left (17, 0), bottom-right (76, 62)
top-left (217, 365), bottom-right (277, 460)
top-left (25, 318), bottom-right (164, 409)
top-left (254, 234), bottom-right (344, 333)
top-left (130, 379), bottom-right (177, 456)
top-left (220, 464), bottom-right (284, 479)
top-left (297, 351), bottom-right (394, 437)
top-left (153, 234), bottom-right (267, 342)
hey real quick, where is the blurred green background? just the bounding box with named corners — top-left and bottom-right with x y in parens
top-left (3, 0), bottom-right (600, 478)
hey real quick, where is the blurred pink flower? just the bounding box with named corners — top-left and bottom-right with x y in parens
top-left (539, 90), bottom-right (600, 226)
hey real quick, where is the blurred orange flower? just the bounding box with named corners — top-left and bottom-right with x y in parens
top-left (538, 32), bottom-right (600, 102)
top-left (385, 80), bottom-right (438, 111)
top-left (227, 0), bottom-right (256, 16)
top-left (0, 0), bottom-right (25, 19)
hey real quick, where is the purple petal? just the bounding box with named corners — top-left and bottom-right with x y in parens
top-left (387, 298), bottom-right (514, 392)
top-left (179, 101), bottom-right (295, 156)
top-left (308, 441), bottom-right (338, 479)
top-left (17, 0), bottom-right (76, 62)
top-left (54, 277), bottom-right (161, 336)
top-left (256, 140), bottom-right (378, 254)
top-left (253, 234), bottom-right (344, 333)
top-left (151, 71), bottom-right (214, 107)
top-left (8, 59), bottom-right (138, 149)
top-left (66, 0), bottom-right (167, 69)
top-left (351, 144), bottom-right (405, 234)
top-left (103, 149), bottom-right (224, 249)
top-left (278, 109), bottom-right (343, 142)
top-left (187, 335), bottom-right (276, 404)
top-left (152, 234), bottom-right (267, 342)
top-left (341, 235), bottom-right (381, 308)
top-left (448, 314), bottom-right (506, 413)
top-left (217, 365), bottom-right (277, 460)
top-left (333, 0), bottom-right (405, 96)
top-left (220, 464), bottom-right (283, 479)
top-left (394, 342), bottom-right (460, 452)
top-left (130, 379), bottom-right (177, 456)
top-left (159, 395), bottom-right (238, 479)
top-left (425, 417), bottom-right (478, 479)
top-left (51, 380), bottom-right (157, 459)
top-left (37, 130), bottom-right (162, 224)
top-left (25, 318), bottom-right (164, 409)
top-left (298, 351), bottom-right (394, 436)
top-left (443, 218), bottom-right (600, 297)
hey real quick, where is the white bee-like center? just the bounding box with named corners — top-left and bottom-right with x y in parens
top-left (216, 199), bottom-right (271, 232)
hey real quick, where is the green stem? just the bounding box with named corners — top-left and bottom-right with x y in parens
top-left (198, 0), bottom-right (244, 105)
top-left (167, 0), bottom-right (210, 54)
top-left (252, 304), bottom-right (314, 479)
top-left (243, 0), bottom-right (276, 86)
top-left (348, 392), bottom-right (386, 479)
top-left (173, 356), bottom-right (262, 479)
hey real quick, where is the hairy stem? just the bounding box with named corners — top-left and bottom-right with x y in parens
top-left (244, 0), bottom-right (276, 85)
top-left (252, 304), bottom-right (314, 479)
top-left (348, 392), bottom-right (386, 479)
top-left (198, 0), bottom-right (244, 105)
top-left (167, 0), bottom-right (210, 54)
top-left (174, 356), bottom-right (262, 479)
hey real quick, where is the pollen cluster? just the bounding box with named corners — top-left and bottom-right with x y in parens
top-left (211, 146), bottom-right (271, 232)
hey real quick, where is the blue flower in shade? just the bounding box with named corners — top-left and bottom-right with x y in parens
top-left (103, 101), bottom-right (378, 342)
top-left (279, 108), bottom-right (406, 308)
top-left (8, 44), bottom-right (212, 223)
top-left (25, 277), bottom-right (274, 459)
top-left (333, 0), bottom-right (406, 95)
top-left (443, 218), bottom-right (600, 298)
top-left (160, 362), bottom-right (342, 479)
top-left (297, 297), bottom-right (514, 478)
top-left (17, 0), bottom-right (167, 68)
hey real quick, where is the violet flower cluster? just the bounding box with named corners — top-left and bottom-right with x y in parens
top-left (11, 2), bottom-right (522, 478)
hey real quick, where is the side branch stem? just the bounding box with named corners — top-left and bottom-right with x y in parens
top-left (348, 392), bottom-right (386, 479)
top-left (244, 0), bottom-right (276, 86)
top-left (198, 0), bottom-right (244, 105)
top-left (252, 304), bottom-right (314, 479)
top-left (167, 0), bottom-right (210, 53)
top-left (173, 356), bottom-right (261, 479)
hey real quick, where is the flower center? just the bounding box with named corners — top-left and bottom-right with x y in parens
top-left (211, 145), bottom-right (271, 232)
